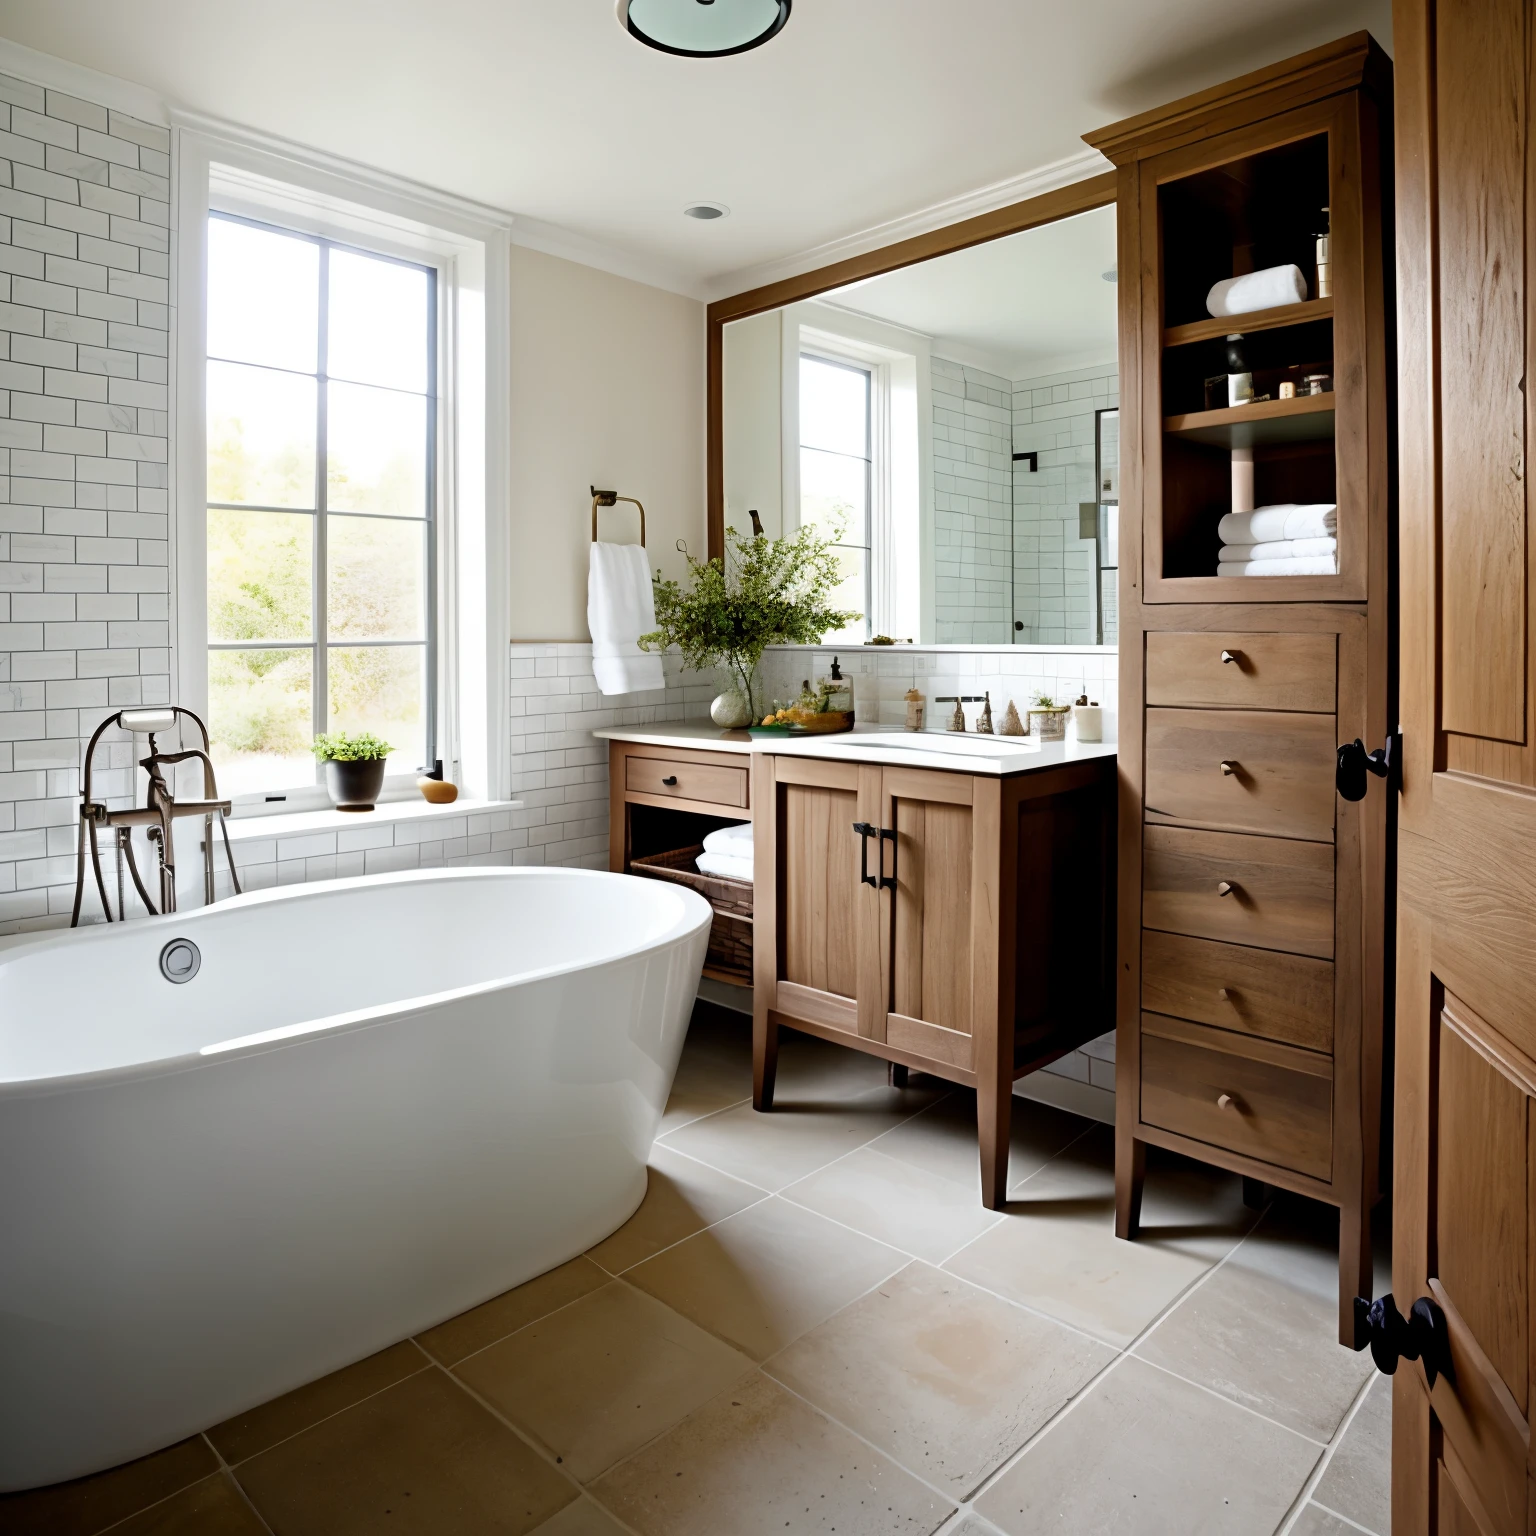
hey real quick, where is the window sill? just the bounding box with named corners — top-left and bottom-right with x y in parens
top-left (222, 797), bottom-right (523, 845)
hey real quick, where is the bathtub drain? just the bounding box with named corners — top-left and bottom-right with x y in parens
top-left (159, 938), bottom-right (201, 984)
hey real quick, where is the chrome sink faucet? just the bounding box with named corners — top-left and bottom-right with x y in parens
top-left (935, 695), bottom-right (983, 731)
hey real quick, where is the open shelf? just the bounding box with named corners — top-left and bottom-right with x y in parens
top-left (1164, 392), bottom-right (1335, 449)
top-left (1163, 297), bottom-right (1334, 349)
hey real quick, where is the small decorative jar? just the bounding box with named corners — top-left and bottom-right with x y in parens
top-left (1028, 705), bottom-right (1071, 742)
top-left (903, 688), bottom-right (926, 732)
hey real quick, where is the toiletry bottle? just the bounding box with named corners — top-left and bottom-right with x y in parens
top-left (904, 687), bottom-right (926, 732)
top-left (1225, 334), bottom-right (1253, 407)
top-left (976, 692), bottom-right (994, 734)
top-left (817, 657), bottom-right (855, 722)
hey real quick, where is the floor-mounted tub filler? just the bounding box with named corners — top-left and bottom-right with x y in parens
top-left (0, 866), bottom-right (712, 1491)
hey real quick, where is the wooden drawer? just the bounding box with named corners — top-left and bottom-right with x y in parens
top-left (1141, 930), bottom-right (1334, 1053)
top-left (1140, 1014), bottom-right (1333, 1180)
top-left (1146, 632), bottom-right (1336, 713)
top-left (1142, 825), bottom-right (1334, 958)
top-left (1144, 707), bottom-right (1337, 842)
top-left (625, 754), bottom-right (749, 808)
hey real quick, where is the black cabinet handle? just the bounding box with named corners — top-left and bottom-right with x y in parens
top-left (852, 822), bottom-right (878, 888)
top-left (1337, 731), bottom-right (1401, 801)
top-left (879, 826), bottom-right (898, 890)
top-left (1353, 1293), bottom-right (1451, 1387)
top-left (661, 775), bottom-right (678, 786)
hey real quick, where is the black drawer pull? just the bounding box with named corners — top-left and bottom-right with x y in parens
top-left (661, 775), bottom-right (678, 786)
top-left (1353, 1293), bottom-right (1451, 1386)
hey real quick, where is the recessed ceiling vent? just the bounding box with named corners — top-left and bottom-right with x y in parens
top-left (684, 202), bottom-right (730, 220)
top-left (618, 0), bottom-right (792, 58)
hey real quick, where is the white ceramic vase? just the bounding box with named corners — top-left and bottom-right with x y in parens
top-left (710, 689), bottom-right (753, 729)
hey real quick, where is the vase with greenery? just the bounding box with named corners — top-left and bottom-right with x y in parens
top-left (641, 523), bottom-right (861, 721)
top-left (312, 730), bottom-right (393, 812)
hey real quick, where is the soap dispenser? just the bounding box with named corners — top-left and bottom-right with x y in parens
top-left (817, 656), bottom-right (855, 723)
top-left (904, 687), bottom-right (926, 732)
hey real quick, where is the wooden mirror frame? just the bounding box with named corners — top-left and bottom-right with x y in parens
top-left (706, 169), bottom-right (1118, 560)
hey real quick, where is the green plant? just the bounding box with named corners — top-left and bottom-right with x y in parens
top-left (641, 523), bottom-right (861, 717)
top-left (311, 730), bottom-right (393, 762)
top-left (1031, 692), bottom-right (1066, 710)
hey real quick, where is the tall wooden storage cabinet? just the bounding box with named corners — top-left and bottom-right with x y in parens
top-left (1085, 32), bottom-right (1394, 1345)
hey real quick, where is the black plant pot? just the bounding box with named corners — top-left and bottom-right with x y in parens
top-left (325, 757), bottom-right (387, 812)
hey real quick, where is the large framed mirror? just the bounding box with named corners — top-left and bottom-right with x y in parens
top-left (707, 173), bottom-right (1119, 648)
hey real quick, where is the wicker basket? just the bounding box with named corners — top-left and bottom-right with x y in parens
top-left (630, 845), bottom-right (753, 984)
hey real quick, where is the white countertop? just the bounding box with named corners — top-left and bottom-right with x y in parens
top-left (594, 722), bottom-right (1116, 777)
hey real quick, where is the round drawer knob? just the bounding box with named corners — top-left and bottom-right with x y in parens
top-left (1217, 1092), bottom-right (1235, 1110)
top-left (1216, 987), bottom-right (1231, 1001)
top-left (1217, 880), bottom-right (1237, 897)
top-left (661, 775), bottom-right (678, 786)
top-left (1220, 649), bottom-right (1241, 665)
top-left (1220, 760), bottom-right (1237, 776)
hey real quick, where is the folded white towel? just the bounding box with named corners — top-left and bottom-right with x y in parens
top-left (1206, 264), bottom-right (1309, 318)
top-left (588, 542), bottom-right (665, 696)
top-left (1217, 504), bottom-right (1338, 544)
top-left (1218, 536), bottom-right (1338, 562)
top-left (1217, 555), bottom-right (1339, 577)
top-left (696, 850), bottom-right (753, 883)
top-left (701, 823), bottom-right (753, 856)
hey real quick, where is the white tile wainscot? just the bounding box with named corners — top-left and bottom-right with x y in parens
top-left (213, 800), bottom-right (524, 898)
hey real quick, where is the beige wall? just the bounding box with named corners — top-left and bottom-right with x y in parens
top-left (508, 245), bottom-right (705, 640)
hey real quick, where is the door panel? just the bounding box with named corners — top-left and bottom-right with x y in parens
top-left (781, 780), bottom-right (861, 1005)
top-left (892, 796), bottom-right (974, 1036)
top-left (1391, 0), bottom-right (1536, 1523)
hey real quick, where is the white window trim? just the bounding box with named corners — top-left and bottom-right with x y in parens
top-left (172, 115), bottom-right (511, 816)
top-left (787, 304), bottom-right (933, 640)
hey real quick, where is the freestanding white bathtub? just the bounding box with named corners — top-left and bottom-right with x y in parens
top-left (0, 866), bottom-right (711, 1491)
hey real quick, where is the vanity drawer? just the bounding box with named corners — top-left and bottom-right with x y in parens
top-left (1142, 825), bottom-right (1334, 959)
top-left (1144, 708), bottom-right (1336, 842)
top-left (1141, 930), bottom-right (1334, 1053)
top-left (1140, 1013), bottom-right (1333, 1181)
top-left (626, 755), bottom-right (750, 808)
top-left (1146, 632), bottom-right (1336, 713)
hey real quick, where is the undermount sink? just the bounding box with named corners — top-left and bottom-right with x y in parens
top-left (845, 732), bottom-right (1041, 757)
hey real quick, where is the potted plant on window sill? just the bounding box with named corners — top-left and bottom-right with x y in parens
top-left (640, 521), bottom-right (860, 725)
top-left (313, 732), bottom-right (393, 812)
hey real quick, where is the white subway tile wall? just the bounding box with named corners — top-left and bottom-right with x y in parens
top-left (931, 358), bottom-right (1014, 644)
top-left (1011, 364), bottom-right (1118, 645)
top-left (0, 71), bottom-right (172, 934)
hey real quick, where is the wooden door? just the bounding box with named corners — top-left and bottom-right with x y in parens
top-left (874, 767), bottom-right (998, 1075)
top-left (1391, 0), bottom-right (1536, 1526)
top-left (753, 755), bottom-right (882, 1045)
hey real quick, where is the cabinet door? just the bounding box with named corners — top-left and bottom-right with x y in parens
top-left (760, 756), bottom-right (881, 1037)
top-left (876, 767), bottom-right (998, 1074)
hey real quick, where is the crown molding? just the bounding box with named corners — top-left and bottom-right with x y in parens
top-left (509, 214), bottom-right (706, 301)
top-left (0, 33), bottom-right (167, 124)
top-left (702, 146), bottom-right (1112, 303)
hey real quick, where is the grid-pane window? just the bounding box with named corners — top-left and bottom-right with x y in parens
top-left (206, 215), bottom-right (436, 798)
top-left (799, 353), bottom-right (870, 641)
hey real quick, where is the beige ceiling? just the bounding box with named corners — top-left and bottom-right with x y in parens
top-left (0, 0), bottom-right (1391, 298)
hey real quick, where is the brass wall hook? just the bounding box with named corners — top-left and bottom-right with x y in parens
top-left (591, 486), bottom-right (646, 546)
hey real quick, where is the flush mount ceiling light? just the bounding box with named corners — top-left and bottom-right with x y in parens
top-left (618, 0), bottom-right (791, 58)
top-left (684, 202), bottom-right (730, 219)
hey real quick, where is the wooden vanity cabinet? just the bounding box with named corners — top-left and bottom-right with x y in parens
top-left (751, 751), bottom-right (1117, 1207)
top-left (1087, 34), bottom-right (1394, 1346)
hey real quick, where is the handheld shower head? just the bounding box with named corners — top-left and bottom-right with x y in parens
top-left (118, 708), bottom-right (179, 736)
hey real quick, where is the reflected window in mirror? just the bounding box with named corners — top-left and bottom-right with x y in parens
top-left (799, 353), bottom-right (871, 642)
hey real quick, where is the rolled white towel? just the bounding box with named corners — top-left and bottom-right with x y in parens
top-left (701, 822), bottom-right (753, 856)
top-left (1206, 264), bottom-right (1308, 318)
top-left (1218, 536), bottom-right (1337, 562)
top-left (696, 850), bottom-right (753, 882)
top-left (1218, 504), bottom-right (1337, 544)
top-left (1217, 555), bottom-right (1339, 577)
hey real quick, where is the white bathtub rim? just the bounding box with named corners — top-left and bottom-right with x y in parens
top-left (0, 866), bottom-right (712, 1104)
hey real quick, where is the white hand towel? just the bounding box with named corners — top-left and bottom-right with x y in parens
top-left (701, 823), bottom-right (753, 856)
top-left (1217, 555), bottom-right (1339, 577)
top-left (1206, 264), bottom-right (1309, 318)
top-left (588, 542), bottom-right (665, 696)
top-left (1217, 504), bottom-right (1338, 544)
top-left (1218, 536), bottom-right (1338, 562)
top-left (696, 850), bottom-right (754, 883)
